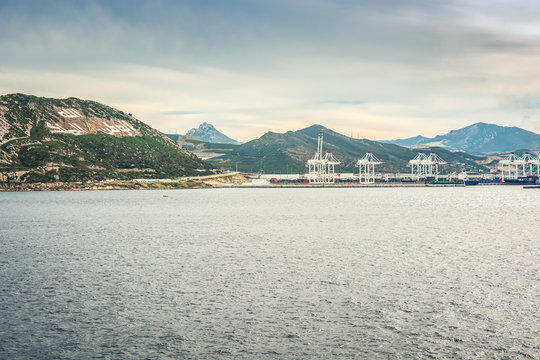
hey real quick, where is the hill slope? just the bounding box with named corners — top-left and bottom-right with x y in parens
top-left (186, 122), bottom-right (239, 144)
top-left (0, 94), bottom-right (213, 182)
top-left (211, 125), bottom-right (488, 174)
top-left (383, 122), bottom-right (540, 154)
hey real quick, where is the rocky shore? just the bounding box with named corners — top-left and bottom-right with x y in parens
top-left (0, 181), bottom-right (213, 192)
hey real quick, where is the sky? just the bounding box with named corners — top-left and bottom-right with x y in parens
top-left (1, 0), bottom-right (539, 142)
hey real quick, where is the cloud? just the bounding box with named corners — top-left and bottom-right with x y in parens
top-left (1, 0), bottom-right (539, 141)
top-left (321, 101), bottom-right (366, 105)
top-left (161, 111), bottom-right (200, 115)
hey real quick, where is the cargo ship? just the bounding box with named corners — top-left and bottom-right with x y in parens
top-left (503, 176), bottom-right (538, 185)
top-left (426, 180), bottom-right (465, 187)
top-left (464, 179), bottom-right (480, 186)
top-left (424, 176), bottom-right (465, 187)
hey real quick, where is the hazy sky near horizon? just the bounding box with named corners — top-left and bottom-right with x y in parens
top-left (1, 0), bottom-right (539, 141)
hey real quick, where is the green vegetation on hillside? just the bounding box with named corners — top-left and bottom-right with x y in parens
top-left (0, 94), bottom-right (214, 182)
top-left (2, 132), bottom-right (213, 182)
top-left (210, 125), bottom-right (488, 174)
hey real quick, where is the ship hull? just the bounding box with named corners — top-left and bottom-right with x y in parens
top-left (503, 176), bottom-right (538, 185)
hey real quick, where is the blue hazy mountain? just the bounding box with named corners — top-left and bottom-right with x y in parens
top-left (211, 124), bottom-right (487, 173)
top-left (186, 122), bottom-right (239, 144)
top-left (382, 122), bottom-right (540, 154)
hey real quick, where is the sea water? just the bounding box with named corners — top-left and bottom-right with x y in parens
top-left (0, 187), bottom-right (538, 359)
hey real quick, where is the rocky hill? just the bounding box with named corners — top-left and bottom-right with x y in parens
top-left (186, 122), bottom-right (239, 144)
top-left (382, 122), bottom-right (540, 154)
top-left (211, 124), bottom-right (488, 174)
top-left (0, 94), bottom-right (213, 182)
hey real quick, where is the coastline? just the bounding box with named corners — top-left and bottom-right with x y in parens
top-left (0, 181), bottom-right (500, 191)
top-left (0, 181), bottom-right (213, 192)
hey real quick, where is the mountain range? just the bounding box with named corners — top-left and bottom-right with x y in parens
top-left (186, 122), bottom-right (239, 144)
top-left (3, 93), bottom-right (536, 182)
top-left (382, 122), bottom-right (540, 154)
top-left (0, 94), bottom-right (212, 182)
top-left (210, 125), bottom-right (488, 174)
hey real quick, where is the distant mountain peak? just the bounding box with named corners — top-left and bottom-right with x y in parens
top-left (212, 123), bottom-right (488, 174)
top-left (186, 123), bottom-right (239, 144)
top-left (199, 122), bottom-right (215, 130)
top-left (383, 122), bottom-right (540, 154)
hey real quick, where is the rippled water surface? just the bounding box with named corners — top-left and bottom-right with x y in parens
top-left (1, 187), bottom-right (539, 359)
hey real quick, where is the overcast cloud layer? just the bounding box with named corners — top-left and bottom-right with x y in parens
top-left (1, 0), bottom-right (539, 141)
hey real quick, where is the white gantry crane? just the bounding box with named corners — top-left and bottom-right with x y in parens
top-left (356, 152), bottom-right (383, 183)
top-left (500, 152), bottom-right (519, 179)
top-left (521, 152), bottom-right (540, 177)
top-left (500, 152), bottom-right (540, 179)
top-left (306, 132), bottom-right (342, 183)
top-left (408, 151), bottom-right (450, 180)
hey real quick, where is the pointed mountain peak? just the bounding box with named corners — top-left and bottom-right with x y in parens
top-left (300, 124), bottom-right (330, 131)
top-left (199, 122), bottom-right (216, 130)
top-left (186, 123), bottom-right (239, 144)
